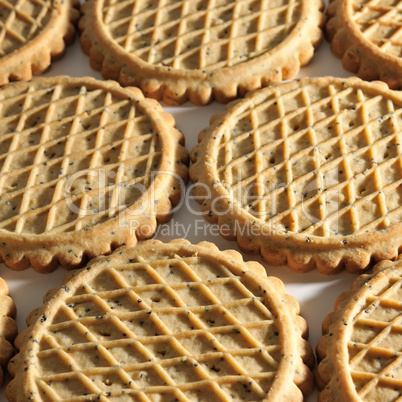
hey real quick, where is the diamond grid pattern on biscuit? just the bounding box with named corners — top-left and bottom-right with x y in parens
top-left (28, 253), bottom-right (284, 400)
top-left (212, 79), bottom-right (402, 237)
top-left (0, 0), bottom-right (52, 57)
top-left (0, 80), bottom-right (161, 235)
top-left (348, 273), bottom-right (402, 399)
top-left (101, 0), bottom-right (302, 70)
top-left (351, 0), bottom-right (402, 58)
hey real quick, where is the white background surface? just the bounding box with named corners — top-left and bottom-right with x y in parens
top-left (0, 6), bottom-right (364, 400)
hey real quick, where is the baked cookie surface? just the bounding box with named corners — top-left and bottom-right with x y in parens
top-left (6, 239), bottom-right (314, 401)
top-left (0, 76), bottom-right (188, 272)
top-left (317, 258), bottom-right (402, 401)
top-left (79, 0), bottom-right (324, 105)
top-left (0, 277), bottom-right (17, 388)
top-left (0, 0), bottom-right (79, 85)
top-left (190, 76), bottom-right (402, 274)
top-left (327, 0), bottom-right (402, 88)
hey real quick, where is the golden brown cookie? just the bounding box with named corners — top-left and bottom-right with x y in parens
top-left (327, 0), bottom-right (402, 89)
top-left (190, 76), bottom-right (402, 274)
top-left (79, 0), bottom-right (325, 105)
top-left (0, 0), bottom-right (79, 85)
top-left (317, 258), bottom-right (402, 401)
top-left (6, 239), bottom-right (314, 401)
top-left (0, 76), bottom-right (188, 272)
top-left (0, 277), bottom-right (17, 388)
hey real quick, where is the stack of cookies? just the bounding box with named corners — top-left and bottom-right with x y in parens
top-left (2, 0), bottom-right (402, 401)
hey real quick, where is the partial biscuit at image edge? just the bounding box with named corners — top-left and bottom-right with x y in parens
top-left (78, 0), bottom-right (325, 105)
top-left (0, 0), bottom-right (80, 85)
top-left (6, 239), bottom-right (314, 401)
top-left (0, 76), bottom-right (189, 272)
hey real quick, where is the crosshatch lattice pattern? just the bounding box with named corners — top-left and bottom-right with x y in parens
top-left (351, 0), bottom-right (402, 58)
top-left (28, 251), bottom-right (283, 400)
top-left (0, 0), bottom-right (52, 57)
top-left (213, 80), bottom-right (402, 237)
top-left (347, 271), bottom-right (402, 400)
top-left (101, 0), bottom-right (302, 70)
top-left (0, 80), bottom-right (162, 234)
